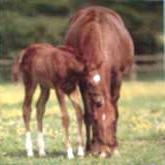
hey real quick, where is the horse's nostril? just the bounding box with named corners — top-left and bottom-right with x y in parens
top-left (96, 101), bottom-right (103, 107)
top-left (96, 97), bottom-right (104, 107)
top-left (88, 92), bottom-right (104, 107)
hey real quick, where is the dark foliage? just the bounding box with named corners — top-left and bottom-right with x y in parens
top-left (0, 0), bottom-right (163, 58)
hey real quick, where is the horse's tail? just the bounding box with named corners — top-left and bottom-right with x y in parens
top-left (11, 49), bottom-right (25, 82)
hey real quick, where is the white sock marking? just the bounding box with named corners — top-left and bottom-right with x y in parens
top-left (25, 132), bottom-right (34, 157)
top-left (37, 132), bottom-right (46, 156)
top-left (77, 146), bottom-right (84, 157)
top-left (67, 147), bottom-right (74, 159)
top-left (102, 113), bottom-right (106, 121)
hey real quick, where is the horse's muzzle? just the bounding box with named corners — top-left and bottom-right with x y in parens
top-left (90, 94), bottom-right (104, 107)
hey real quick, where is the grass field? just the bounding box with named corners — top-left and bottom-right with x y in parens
top-left (0, 80), bottom-right (165, 165)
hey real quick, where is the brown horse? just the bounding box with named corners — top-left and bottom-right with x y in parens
top-left (12, 43), bottom-right (85, 158)
top-left (65, 6), bottom-right (134, 157)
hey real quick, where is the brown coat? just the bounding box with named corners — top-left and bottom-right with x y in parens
top-left (65, 6), bottom-right (134, 156)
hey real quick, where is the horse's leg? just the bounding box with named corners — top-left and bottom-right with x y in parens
top-left (55, 88), bottom-right (74, 159)
top-left (36, 85), bottom-right (50, 156)
top-left (79, 83), bottom-right (92, 152)
top-left (110, 70), bottom-right (122, 156)
top-left (68, 89), bottom-right (84, 157)
top-left (111, 71), bottom-right (122, 127)
top-left (22, 77), bottom-right (37, 157)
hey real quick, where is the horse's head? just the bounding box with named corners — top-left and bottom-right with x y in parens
top-left (57, 45), bottom-right (85, 94)
top-left (91, 100), bottom-right (118, 157)
top-left (58, 45), bottom-right (85, 76)
top-left (83, 62), bottom-right (105, 107)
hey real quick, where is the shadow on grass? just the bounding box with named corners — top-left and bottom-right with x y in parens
top-left (5, 149), bottom-right (66, 159)
top-left (1, 101), bottom-right (58, 111)
top-left (3, 150), bottom-right (26, 158)
top-left (1, 102), bottom-right (22, 110)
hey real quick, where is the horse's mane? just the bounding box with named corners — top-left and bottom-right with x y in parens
top-left (69, 6), bottom-right (124, 26)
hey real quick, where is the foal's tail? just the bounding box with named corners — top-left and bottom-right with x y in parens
top-left (11, 50), bottom-right (25, 82)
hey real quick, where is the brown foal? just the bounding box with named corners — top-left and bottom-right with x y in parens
top-left (12, 43), bottom-right (85, 158)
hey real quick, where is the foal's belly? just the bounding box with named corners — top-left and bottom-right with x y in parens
top-left (40, 80), bottom-right (54, 89)
top-left (35, 76), bottom-right (55, 89)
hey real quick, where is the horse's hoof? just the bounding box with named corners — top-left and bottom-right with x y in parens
top-left (99, 152), bottom-right (107, 158)
top-left (77, 146), bottom-right (85, 157)
top-left (113, 149), bottom-right (121, 157)
top-left (39, 151), bottom-right (46, 157)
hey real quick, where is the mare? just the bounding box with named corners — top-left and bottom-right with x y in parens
top-left (65, 6), bottom-right (134, 157)
top-left (12, 43), bottom-right (85, 159)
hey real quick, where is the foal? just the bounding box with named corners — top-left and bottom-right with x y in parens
top-left (12, 43), bottom-right (85, 159)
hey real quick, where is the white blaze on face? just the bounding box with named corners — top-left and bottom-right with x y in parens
top-left (93, 74), bottom-right (101, 84)
top-left (102, 113), bottom-right (106, 121)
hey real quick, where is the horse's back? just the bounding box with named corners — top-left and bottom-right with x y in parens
top-left (65, 6), bottom-right (134, 73)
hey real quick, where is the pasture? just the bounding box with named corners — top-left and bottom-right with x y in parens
top-left (0, 80), bottom-right (165, 165)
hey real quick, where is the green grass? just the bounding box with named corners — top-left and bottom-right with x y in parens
top-left (0, 81), bottom-right (165, 165)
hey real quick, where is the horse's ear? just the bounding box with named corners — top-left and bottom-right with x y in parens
top-left (89, 60), bottom-right (103, 71)
top-left (96, 61), bottom-right (103, 69)
top-left (74, 61), bottom-right (85, 74)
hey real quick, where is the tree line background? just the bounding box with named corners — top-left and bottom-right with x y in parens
top-left (0, 0), bottom-right (163, 58)
top-left (0, 0), bottom-right (163, 59)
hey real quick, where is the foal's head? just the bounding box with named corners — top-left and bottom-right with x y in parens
top-left (57, 45), bottom-right (84, 93)
top-left (58, 45), bottom-right (84, 71)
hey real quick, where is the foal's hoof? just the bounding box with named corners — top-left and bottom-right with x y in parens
top-left (67, 148), bottom-right (74, 159)
top-left (27, 151), bottom-right (34, 157)
top-left (67, 153), bottom-right (74, 159)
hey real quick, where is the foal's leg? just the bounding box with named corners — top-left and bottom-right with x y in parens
top-left (68, 89), bottom-right (84, 157)
top-left (55, 88), bottom-right (74, 159)
top-left (23, 78), bottom-right (37, 157)
top-left (36, 85), bottom-right (50, 156)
